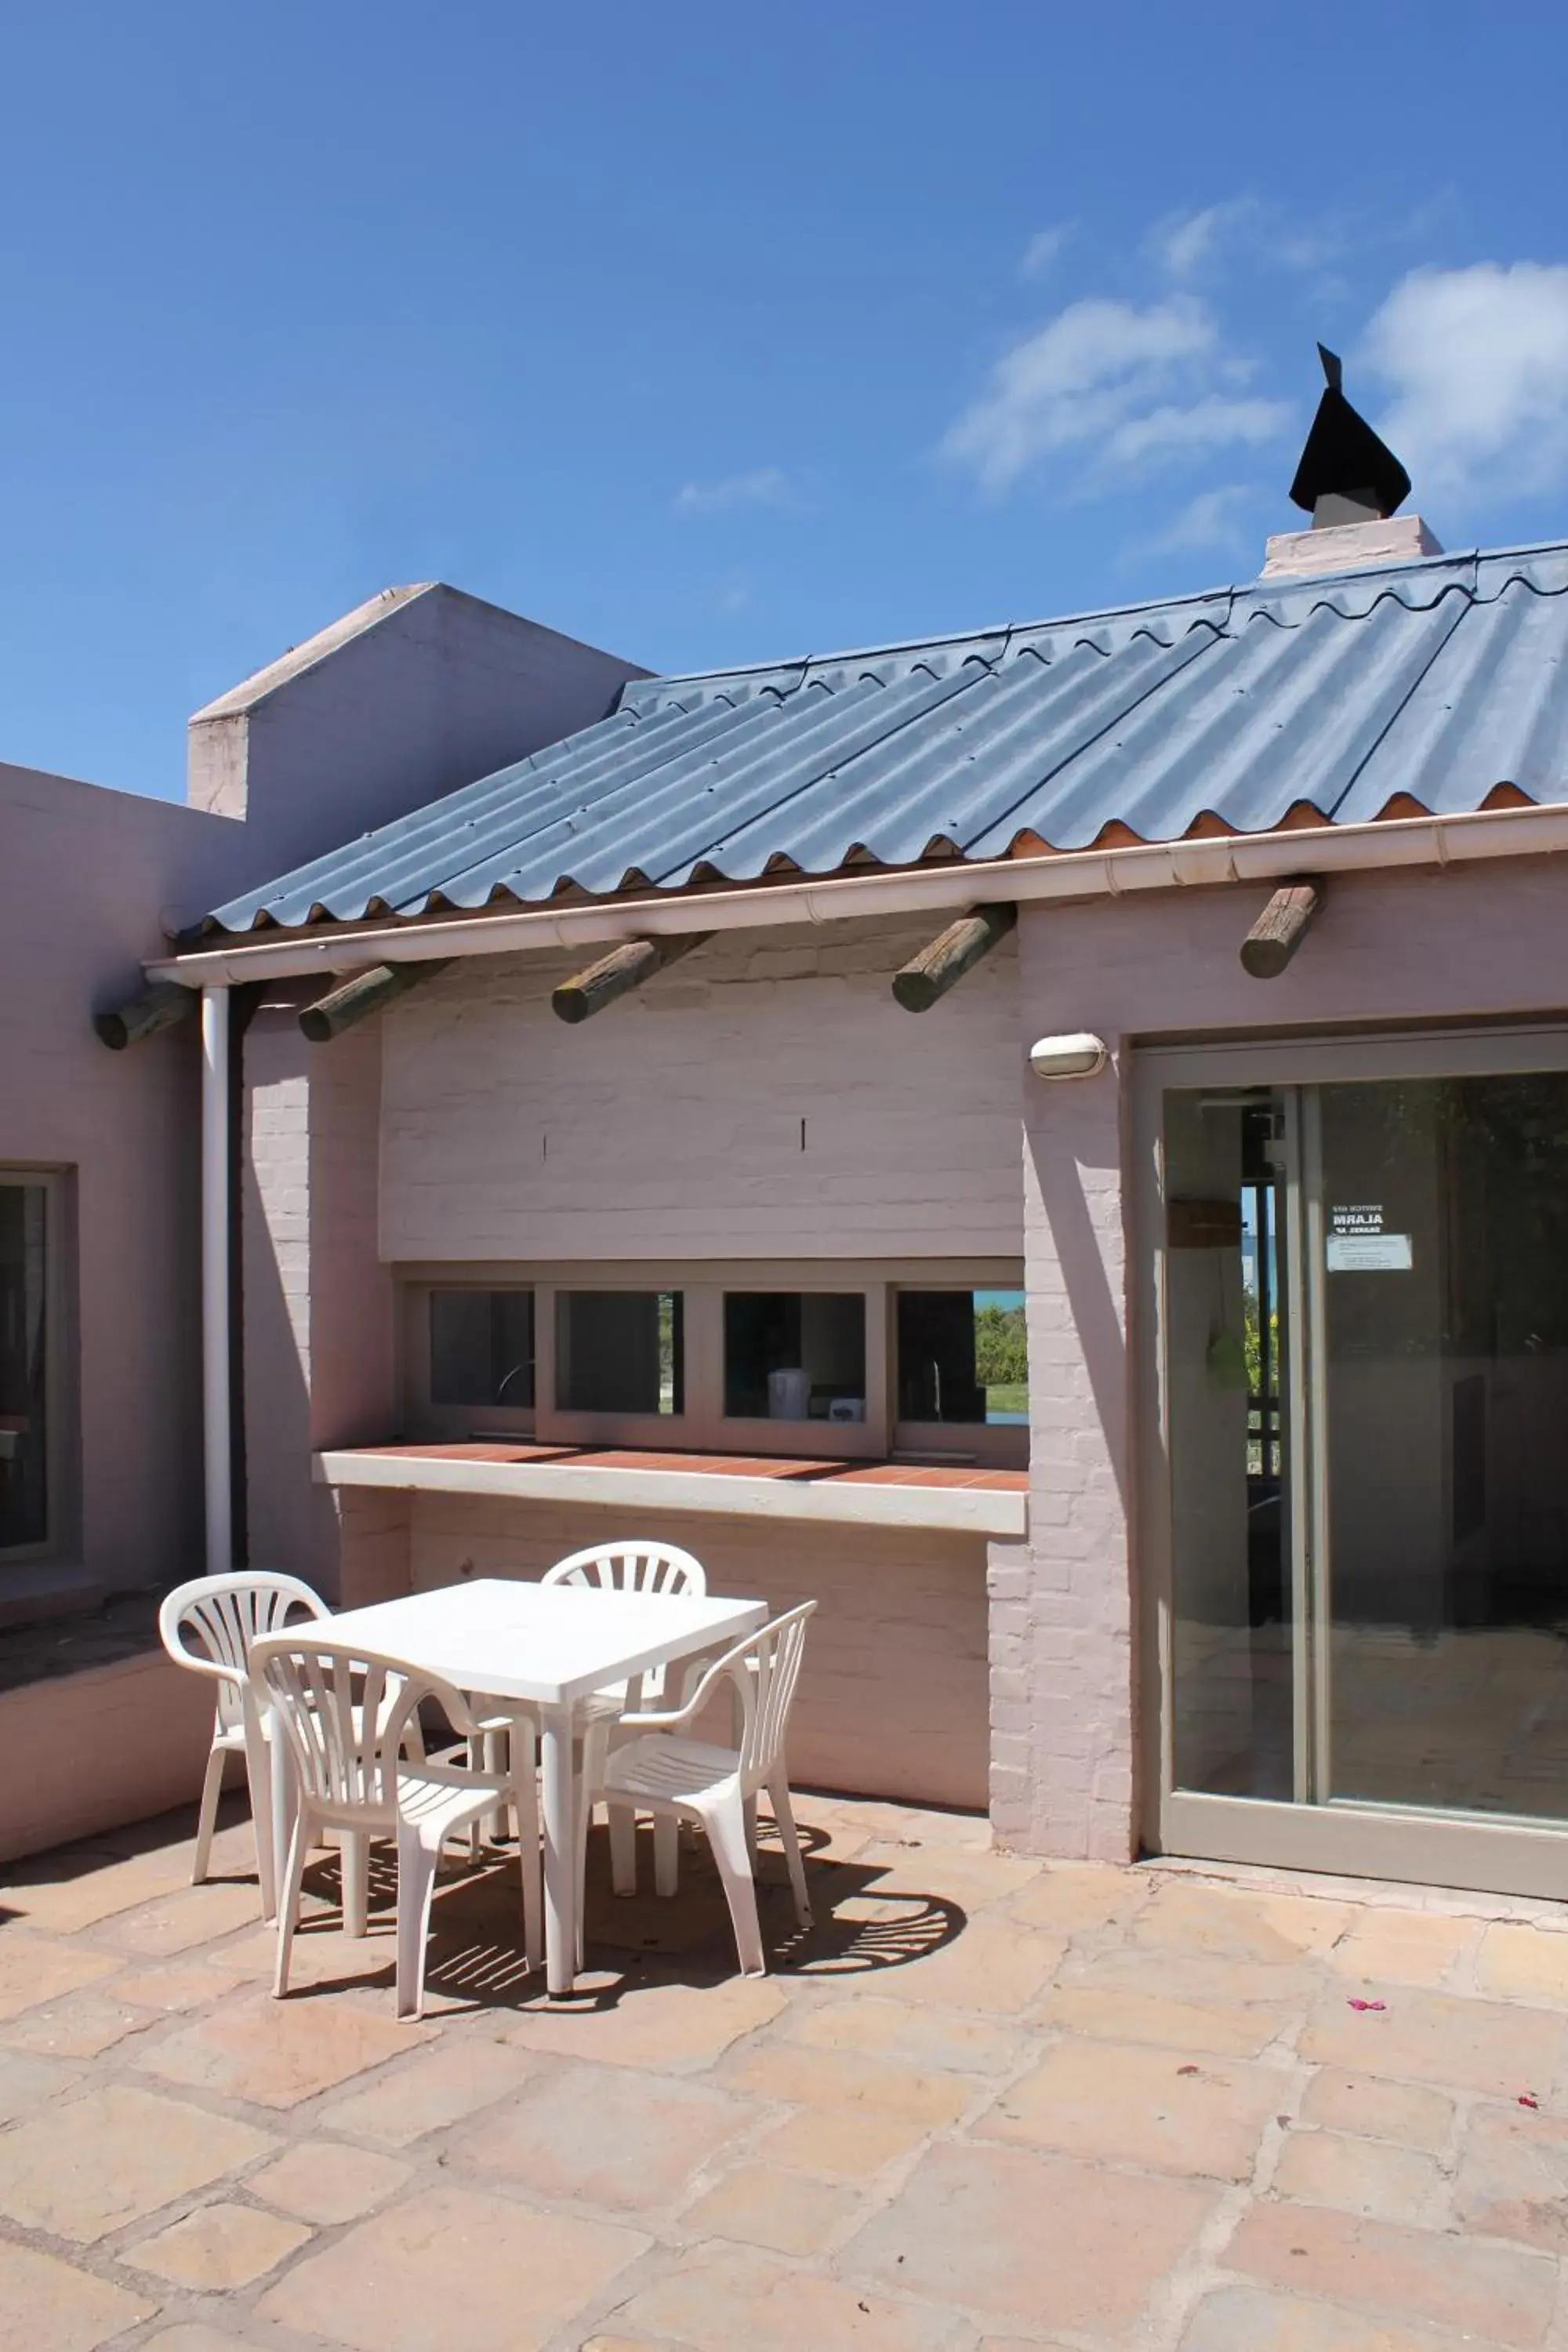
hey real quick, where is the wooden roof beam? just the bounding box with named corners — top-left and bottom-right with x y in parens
top-left (299, 959), bottom-right (452, 1043)
top-left (551, 932), bottom-right (712, 1024)
top-left (1240, 879), bottom-right (1324, 978)
top-left (93, 980), bottom-right (198, 1050)
top-left (891, 903), bottom-right (1016, 1011)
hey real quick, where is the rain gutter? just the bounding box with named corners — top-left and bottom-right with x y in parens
top-left (146, 799), bottom-right (1568, 989)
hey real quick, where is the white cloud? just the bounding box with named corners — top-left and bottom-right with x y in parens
top-left (1145, 484), bottom-right (1254, 557)
top-left (941, 296), bottom-right (1291, 496)
top-left (1363, 262), bottom-right (1568, 505)
top-left (1149, 198), bottom-right (1258, 280)
top-left (1149, 197), bottom-right (1352, 289)
top-left (1018, 224), bottom-right (1071, 281)
top-left (673, 466), bottom-right (791, 515)
top-left (1111, 396), bottom-right (1287, 467)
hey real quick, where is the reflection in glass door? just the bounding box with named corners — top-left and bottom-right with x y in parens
top-left (1152, 1044), bottom-right (1568, 1896)
top-left (1165, 1088), bottom-right (1295, 1804)
top-left (1322, 1075), bottom-right (1568, 1822)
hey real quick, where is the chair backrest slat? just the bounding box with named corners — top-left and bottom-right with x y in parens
top-left (739, 1602), bottom-right (815, 1786)
top-left (543, 1541), bottom-right (706, 1599)
top-left (249, 1634), bottom-right (464, 1819)
top-left (543, 1543), bottom-right (706, 1700)
top-left (159, 1573), bottom-right (328, 1733)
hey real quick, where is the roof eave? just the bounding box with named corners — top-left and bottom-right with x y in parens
top-left (147, 797), bottom-right (1568, 991)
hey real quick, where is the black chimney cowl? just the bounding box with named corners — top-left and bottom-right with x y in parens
top-left (1289, 345), bottom-right (1410, 525)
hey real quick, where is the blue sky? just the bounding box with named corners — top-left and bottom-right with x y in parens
top-left (3, 4), bottom-right (1567, 800)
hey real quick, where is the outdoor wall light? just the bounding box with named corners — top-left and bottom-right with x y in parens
top-left (1028, 1031), bottom-right (1109, 1080)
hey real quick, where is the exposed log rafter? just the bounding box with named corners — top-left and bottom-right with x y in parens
top-left (1240, 880), bottom-right (1324, 978)
top-left (891, 902), bottom-right (1017, 1012)
top-left (93, 981), bottom-right (199, 1051)
top-left (551, 932), bottom-right (712, 1025)
top-left (299, 959), bottom-right (453, 1043)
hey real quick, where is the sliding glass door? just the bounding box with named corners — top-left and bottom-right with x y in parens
top-left (1142, 1030), bottom-right (1568, 1896)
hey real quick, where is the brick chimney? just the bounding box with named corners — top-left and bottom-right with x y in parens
top-left (1261, 344), bottom-right (1442, 577)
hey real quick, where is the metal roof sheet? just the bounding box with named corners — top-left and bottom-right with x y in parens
top-left (203, 540), bottom-right (1568, 935)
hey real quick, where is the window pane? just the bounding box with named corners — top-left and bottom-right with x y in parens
top-left (556, 1291), bottom-right (683, 1416)
top-left (0, 1182), bottom-right (49, 1549)
top-left (724, 1293), bottom-right (866, 1421)
top-left (897, 1289), bottom-right (1027, 1425)
top-left (429, 1290), bottom-right (534, 1410)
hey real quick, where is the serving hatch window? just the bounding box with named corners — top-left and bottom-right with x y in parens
top-left (723, 1291), bottom-right (866, 1423)
top-left (896, 1287), bottom-right (1028, 1426)
top-left (556, 1290), bottom-right (684, 1417)
top-left (429, 1289), bottom-right (535, 1410)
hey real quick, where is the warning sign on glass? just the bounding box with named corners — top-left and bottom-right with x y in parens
top-left (1327, 1204), bottom-right (1413, 1272)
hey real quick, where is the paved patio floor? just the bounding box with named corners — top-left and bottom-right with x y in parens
top-left (4, 1791), bottom-right (1568, 2350)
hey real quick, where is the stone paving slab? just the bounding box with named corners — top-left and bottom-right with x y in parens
top-left (3, 1789), bottom-right (1568, 2349)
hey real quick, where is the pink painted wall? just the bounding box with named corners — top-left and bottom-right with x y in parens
top-left (0, 760), bottom-right (238, 1605)
top-left (379, 918), bottom-right (1025, 1263)
top-left (0, 580), bottom-right (646, 1627)
top-left (1007, 853), bottom-right (1568, 1862)
top-left (0, 1648), bottom-right (216, 1864)
top-left (187, 583), bottom-right (648, 927)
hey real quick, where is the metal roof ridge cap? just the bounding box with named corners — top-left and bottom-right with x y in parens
top-left (647, 538), bottom-right (1568, 691)
top-left (642, 586), bottom-right (1239, 691)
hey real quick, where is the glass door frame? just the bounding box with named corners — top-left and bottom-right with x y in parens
top-left (1136, 1021), bottom-right (1568, 1900)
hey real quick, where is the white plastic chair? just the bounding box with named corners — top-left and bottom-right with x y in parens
top-left (158, 1573), bottom-right (332, 1922)
top-left (249, 1632), bottom-right (543, 2020)
top-left (546, 1541), bottom-right (708, 1896)
top-left (159, 1572), bottom-right (425, 1932)
top-left (582, 1600), bottom-right (816, 1976)
top-left (467, 1542), bottom-right (707, 1877)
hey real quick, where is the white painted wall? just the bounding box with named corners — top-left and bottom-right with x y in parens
top-left (379, 916), bottom-right (1026, 1263)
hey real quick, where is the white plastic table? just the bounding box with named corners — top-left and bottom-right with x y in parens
top-left (326, 1577), bottom-right (768, 1995)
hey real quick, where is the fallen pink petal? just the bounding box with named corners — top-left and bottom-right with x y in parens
top-left (1347, 1998), bottom-right (1388, 2012)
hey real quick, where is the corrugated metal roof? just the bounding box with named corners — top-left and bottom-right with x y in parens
top-left (203, 541), bottom-right (1568, 935)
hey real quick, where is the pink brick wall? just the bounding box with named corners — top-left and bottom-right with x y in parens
top-left (394, 1494), bottom-right (990, 1809)
top-left (243, 996), bottom-right (394, 1597)
top-left (1007, 854), bottom-right (1568, 1864)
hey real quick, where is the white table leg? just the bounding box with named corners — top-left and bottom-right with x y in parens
top-left (539, 1700), bottom-right (577, 1997)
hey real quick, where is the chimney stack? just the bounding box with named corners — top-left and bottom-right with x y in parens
top-left (1261, 344), bottom-right (1441, 578)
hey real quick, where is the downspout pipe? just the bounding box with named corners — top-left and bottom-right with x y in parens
top-left (201, 985), bottom-right (232, 1577)
top-left (144, 799), bottom-right (1568, 991)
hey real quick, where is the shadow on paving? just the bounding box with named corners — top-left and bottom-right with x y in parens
top-left (264, 1815), bottom-right (969, 2012)
top-left (0, 1789), bottom-right (256, 1925)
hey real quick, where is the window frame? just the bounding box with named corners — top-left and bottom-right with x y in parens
top-left (713, 1279), bottom-right (886, 1460)
top-left (401, 1280), bottom-right (539, 1441)
top-left (539, 1280), bottom-right (702, 1449)
top-left (0, 1167), bottom-right (71, 1564)
top-left (397, 1258), bottom-right (1027, 1465)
